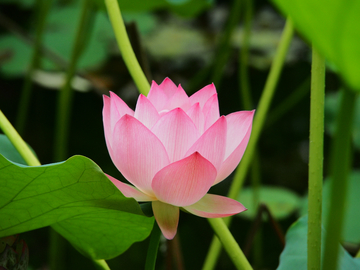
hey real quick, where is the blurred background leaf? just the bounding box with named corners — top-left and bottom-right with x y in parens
top-left (300, 171), bottom-right (360, 245)
top-left (277, 215), bottom-right (360, 270)
top-left (271, 0), bottom-right (360, 90)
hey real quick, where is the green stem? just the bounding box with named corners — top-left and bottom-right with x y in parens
top-left (202, 18), bottom-right (294, 270)
top-left (228, 18), bottom-right (294, 200)
top-left (307, 48), bottom-right (325, 270)
top-left (322, 87), bottom-right (356, 270)
top-left (356, 249), bottom-right (360, 258)
top-left (104, 0), bottom-right (150, 95)
top-left (53, 0), bottom-right (94, 162)
top-left (266, 76), bottom-right (310, 127)
top-left (208, 218), bottom-right (253, 270)
top-left (0, 110), bottom-right (41, 166)
top-left (15, 0), bottom-right (52, 135)
top-left (211, 0), bottom-right (242, 87)
top-left (239, 0), bottom-right (253, 110)
top-left (93, 259), bottom-right (111, 270)
top-left (145, 222), bottom-right (161, 270)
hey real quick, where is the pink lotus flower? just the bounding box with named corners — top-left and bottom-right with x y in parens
top-left (103, 78), bottom-right (254, 239)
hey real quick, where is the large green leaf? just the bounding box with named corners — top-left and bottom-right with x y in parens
top-left (237, 186), bottom-right (301, 220)
top-left (271, 0), bottom-right (360, 90)
top-left (0, 154), bottom-right (154, 260)
top-left (277, 215), bottom-right (360, 270)
top-left (300, 171), bottom-right (360, 244)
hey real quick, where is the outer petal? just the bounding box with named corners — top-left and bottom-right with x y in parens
top-left (151, 108), bottom-right (199, 162)
top-left (111, 115), bottom-right (170, 195)
top-left (103, 95), bottom-right (113, 155)
top-left (164, 84), bottom-right (190, 112)
top-left (159, 77), bottom-right (178, 99)
top-left (202, 94), bottom-right (220, 131)
top-left (152, 201), bottom-right (179, 240)
top-left (134, 94), bottom-right (160, 129)
top-left (110, 91), bottom-right (134, 119)
top-left (186, 102), bottom-right (204, 133)
top-left (189, 83), bottom-right (217, 108)
top-left (106, 174), bottom-right (156, 201)
top-left (185, 116), bottom-right (226, 172)
top-left (183, 194), bottom-right (246, 218)
top-left (214, 110), bottom-right (255, 184)
top-left (152, 152), bottom-right (217, 207)
top-left (147, 81), bottom-right (168, 111)
top-left (103, 93), bottom-right (134, 150)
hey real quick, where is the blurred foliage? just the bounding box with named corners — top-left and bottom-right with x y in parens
top-left (277, 215), bottom-right (360, 270)
top-left (237, 186), bottom-right (301, 220)
top-left (325, 91), bottom-right (360, 150)
top-left (300, 171), bottom-right (360, 244)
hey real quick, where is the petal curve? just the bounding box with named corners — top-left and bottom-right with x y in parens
top-left (151, 108), bottom-right (199, 162)
top-left (106, 174), bottom-right (156, 201)
top-left (152, 201), bottom-right (179, 240)
top-left (111, 115), bottom-right (170, 195)
top-left (134, 94), bottom-right (160, 129)
top-left (183, 194), bottom-right (246, 218)
top-left (214, 110), bottom-right (254, 184)
top-left (189, 83), bottom-right (217, 108)
top-left (185, 116), bottom-right (227, 172)
top-left (152, 152), bottom-right (217, 207)
top-left (147, 81), bottom-right (168, 111)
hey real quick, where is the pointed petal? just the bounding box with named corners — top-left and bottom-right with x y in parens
top-left (185, 116), bottom-right (226, 172)
top-left (183, 194), bottom-right (246, 218)
top-left (152, 152), bottom-right (216, 207)
top-left (111, 115), bottom-right (170, 195)
top-left (152, 201), bottom-right (179, 240)
top-left (202, 94), bottom-right (220, 131)
top-left (159, 77), bottom-right (178, 99)
top-left (189, 83), bottom-right (217, 108)
top-left (103, 95), bottom-right (113, 155)
top-left (147, 81), bottom-right (168, 111)
top-left (151, 108), bottom-right (199, 162)
top-left (134, 94), bottom-right (160, 129)
top-left (186, 102), bottom-right (205, 133)
top-left (109, 91), bottom-right (134, 118)
top-left (164, 84), bottom-right (190, 112)
top-left (106, 174), bottom-right (155, 201)
top-left (214, 110), bottom-right (254, 184)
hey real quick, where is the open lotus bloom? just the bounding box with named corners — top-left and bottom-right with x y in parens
top-left (103, 78), bottom-right (254, 239)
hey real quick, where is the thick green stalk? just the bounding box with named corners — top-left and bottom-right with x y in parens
top-left (16, 0), bottom-right (52, 135)
top-left (145, 223), bottom-right (161, 270)
top-left (307, 48), bottom-right (325, 270)
top-left (202, 18), bottom-right (294, 270)
top-left (53, 0), bottom-right (94, 162)
top-left (93, 260), bottom-right (111, 270)
top-left (322, 87), bottom-right (356, 270)
top-left (228, 18), bottom-right (294, 200)
top-left (0, 110), bottom-right (41, 166)
top-left (0, 110), bottom-right (110, 269)
top-left (208, 218), bottom-right (253, 270)
top-left (104, 0), bottom-right (150, 95)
